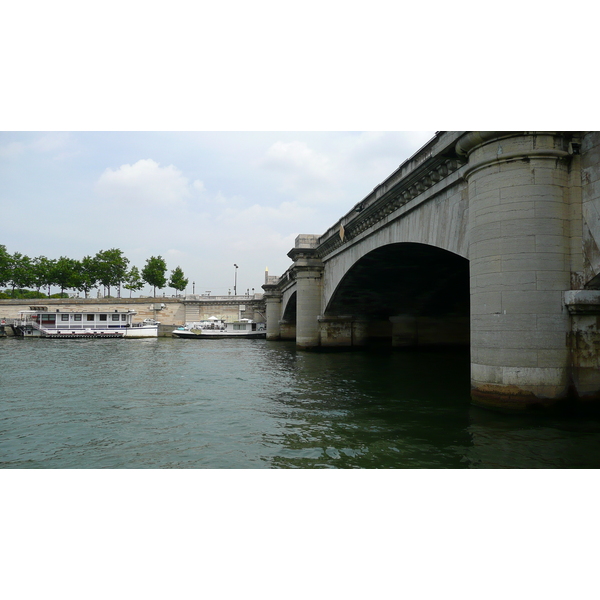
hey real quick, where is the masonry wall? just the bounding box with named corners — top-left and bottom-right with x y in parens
top-left (581, 132), bottom-right (600, 287)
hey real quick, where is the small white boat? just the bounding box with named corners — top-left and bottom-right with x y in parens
top-left (172, 318), bottom-right (266, 339)
top-left (11, 308), bottom-right (159, 338)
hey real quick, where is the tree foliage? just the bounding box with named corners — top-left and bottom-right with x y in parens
top-left (71, 256), bottom-right (98, 298)
top-left (1, 247), bottom-right (184, 298)
top-left (8, 252), bottom-right (35, 292)
top-left (94, 248), bottom-right (129, 297)
top-left (32, 256), bottom-right (56, 294)
top-left (124, 266), bottom-right (144, 297)
top-left (0, 245), bottom-right (11, 287)
top-left (51, 256), bottom-right (79, 294)
top-left (142, 256), bottom-right (167, 297)
top-left (169, 266), bottom-right (189, 296)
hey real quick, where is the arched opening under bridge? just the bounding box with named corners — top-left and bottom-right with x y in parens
top-left (322, 243), bottom-right (470, 350)
top-left (280, 291), bottom-right (297, 340)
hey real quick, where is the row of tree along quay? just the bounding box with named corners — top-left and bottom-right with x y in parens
top-left (0, 245), bottom-right (188, 299)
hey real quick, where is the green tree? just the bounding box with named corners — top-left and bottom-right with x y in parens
top-left (168, 266), bottom-right (188, 296)
top-left (0, 245), bottom-right (10, 288)
top-left (142, 255), bottom-right (167, 297)
top-left (51, 256), bottom-right (78, 295)
top-left (7, 252), bottom-right (35, 294)
top-left (71, 255), bottom-right (98, 298)
top-left (32, 256), bottom-right (55, 295)
top-left (123, 265), bottom-right (144, 298)
top-left (94, 248), bottom-right (129, 297)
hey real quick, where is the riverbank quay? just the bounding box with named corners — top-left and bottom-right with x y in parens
top-left (0, 295), bottom-right (266, 337)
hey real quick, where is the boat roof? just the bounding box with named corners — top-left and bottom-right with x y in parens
top-left (20, 308), bottom-right (137, 314)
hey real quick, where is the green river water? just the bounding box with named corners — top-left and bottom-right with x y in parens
top-left (2, 336), bottom-right (600, 468)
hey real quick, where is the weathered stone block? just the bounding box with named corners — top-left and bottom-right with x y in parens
top-left (470, 291), bottom-right (503, 314)
top-left (474, 347), bottom-right (539, 368)
top-left (500, 290), bottom-right (564, 315)
top-left (535, 234), bottom-right (569, 254)
top-left (501, 253), bottom-right (569, 274)
top-left (471, 313), bottom-right (533, 332)
top-left (472, 270), bottom-right (537, 293)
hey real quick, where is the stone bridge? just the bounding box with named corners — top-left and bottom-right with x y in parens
top-left (262, 132), bottom-right (600, 412)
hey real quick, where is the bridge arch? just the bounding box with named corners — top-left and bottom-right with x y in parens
top-left (278, 290), bottom-right (297, 340)
top-left (321, 242), bottom-right (469, 348)
top-left (281, 290), bottom-right (297, 322)
top-left (321, 186), bottom-right (468, 310)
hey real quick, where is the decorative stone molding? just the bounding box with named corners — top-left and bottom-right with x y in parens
top-left (455, 131), bottom-right (521, 157)
top-left (315, 156), bottom-right (465, 259)
top-left (456, 131), bottom-right (576, 180)
top-left (564, 290), bottom-right (600, 314)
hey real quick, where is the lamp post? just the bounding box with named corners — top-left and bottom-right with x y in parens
top-left (233, 264), bottom-right (238, 296)
top-left (192, 281), bottom-right (195, 294)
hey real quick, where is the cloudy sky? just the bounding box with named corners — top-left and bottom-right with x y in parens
top-left (0, 131), bottom-right (435, 296)
top-left (2, 3), bottom-right (588, 298)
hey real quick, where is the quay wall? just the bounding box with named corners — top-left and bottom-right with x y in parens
top-left (0, 296), bottom-right (266, 337)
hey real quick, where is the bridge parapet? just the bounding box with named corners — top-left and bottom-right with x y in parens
top-left (317, 133), bottom-right (467, 258)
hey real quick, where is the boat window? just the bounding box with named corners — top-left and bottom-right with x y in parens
top-left (112, 314), bottom-right (120, 321)
top-left (87, 314), bottom-right (95, 321)
top-left (99, 314), bottom-right (107, 321)
top-left (74, 314), bottom-right (82, 321)
top-left (121, 314), bottom-right (127, 321)
top-left (61, 314), bottom-right (69, 321)
top-left (42, 314), bottom-right (56, 323)
top-left (233, 324), bottom-right (246, 330)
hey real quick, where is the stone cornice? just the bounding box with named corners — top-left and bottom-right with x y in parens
top-left (454, 131), bottom-right (577, 158)
top-left (287, 245), bottom-right (320, 262)
top-left (564, 290), bottom-right (600, 314)
top-left (462, 148), bottom-right (571, 180)
top-left (455, 132), bottom-right (522, 157)
top-left (316, 151), bottom-right (465, 258)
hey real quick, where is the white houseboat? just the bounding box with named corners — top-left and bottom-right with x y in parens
top-left (11, 307), bottom-right (159, 338)
top-left (172, 318), bottom-right (266, 339)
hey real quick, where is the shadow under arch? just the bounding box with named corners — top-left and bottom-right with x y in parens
top-left (282, 291), bottom-right (297, 323)
top-left (279, 290), bottom-right (297, 340)
top-left (323, 242), bottom-right (470, 349)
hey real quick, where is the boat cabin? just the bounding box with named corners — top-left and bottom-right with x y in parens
top-left (13, 307), bottom-right (158, 338)
top-left (20, 308), bottom-right (137, 331)
top-left (227, 320), bottom-right (266, 333)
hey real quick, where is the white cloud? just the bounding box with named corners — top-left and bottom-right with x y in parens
top-left (0, 133), bottom-right (76, 161)
top-left (0, 141), bottom-right (25, 158)
top-left (218, 201), bottom-right (315, 225)
top-left (259, 140), bottom-right (339, 204)
top-left (30, 133), bottom-right (71, 153)
top-left (257, 133), bottom-right (435, 209)
top-left (166, 248), bottom-right (186, 257)
top-left (95, 159), bottom-right (192, 207)
top-left (193, 179), bottom-right (206, 193)
top-left (263, 140), bottom-right (331, 174)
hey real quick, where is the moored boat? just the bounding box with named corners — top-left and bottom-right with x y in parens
top-left (172, 318), bottom-right (266, 339)
top-left (10, 307), bottom-right (159, 338)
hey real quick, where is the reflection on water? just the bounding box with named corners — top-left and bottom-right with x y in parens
top-left (1, 337), bottom-right (599, 468)
top-left (465, 408), bottom-right (600, 468)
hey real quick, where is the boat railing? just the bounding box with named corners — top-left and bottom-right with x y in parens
top-left (26, 320), bottom-right (48, 334)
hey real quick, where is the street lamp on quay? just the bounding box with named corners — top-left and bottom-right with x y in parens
top-left (233, 264), bottom-right (238, 296)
